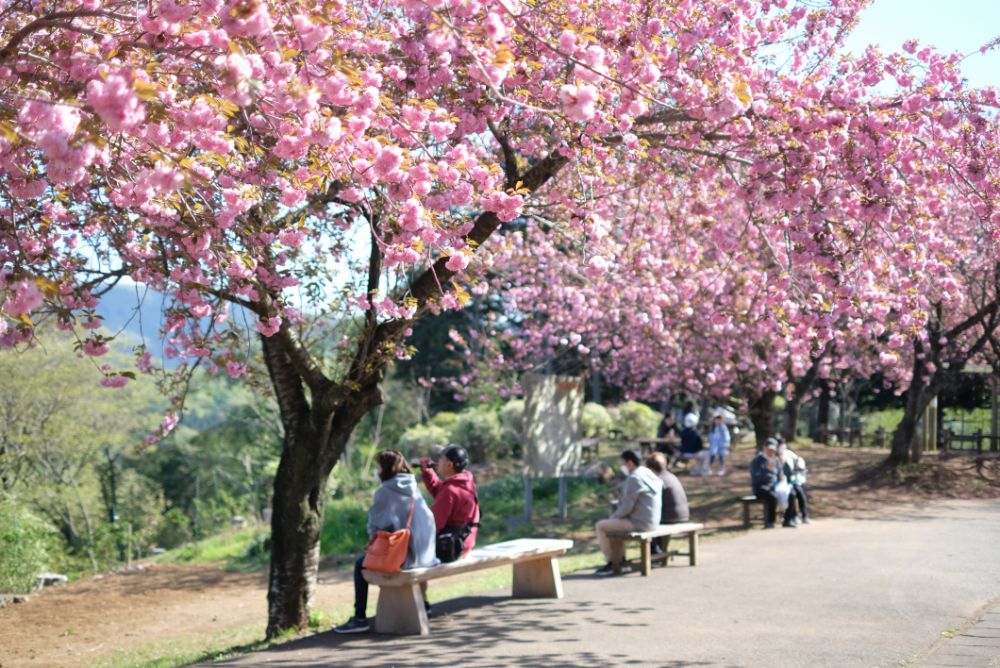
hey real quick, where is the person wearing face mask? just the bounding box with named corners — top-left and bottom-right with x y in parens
top-left (594, 449), bottom-right (662, 575)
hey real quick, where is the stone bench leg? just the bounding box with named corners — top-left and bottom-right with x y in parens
top-left (373, 582), bottom-right (429, 636)
top-left (742, 501), bottom-right (752, 528)
top-left (688, 531), bottom-right (699, 566)
top-left (512, 556), bottom-right (563, 598)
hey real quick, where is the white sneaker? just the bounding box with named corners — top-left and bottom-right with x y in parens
top-left (717, 468), bottom-right (726, 476)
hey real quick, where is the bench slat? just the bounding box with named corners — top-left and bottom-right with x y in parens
top-left (363, 538), bottom-right (573, 586)
top-left (605, 522), bottom-right (704, 540)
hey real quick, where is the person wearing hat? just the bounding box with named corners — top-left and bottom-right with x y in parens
top-left (750, 438), bottom-right (797, 528)
top-left (594, 449), bottom-right (663, 575)
top-left (420, 444), bottom-right (480, 558)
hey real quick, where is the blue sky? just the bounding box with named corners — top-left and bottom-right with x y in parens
top-left (845, 0), bottom-right (999, 88)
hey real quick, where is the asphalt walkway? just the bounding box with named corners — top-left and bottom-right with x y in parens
top-left (208, 499), bottom-right (1000, 667)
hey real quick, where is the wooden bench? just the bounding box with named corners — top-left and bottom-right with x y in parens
top-left (362, 537), bottom-right (573, 635)
top-left (605, 522), bottom-right (704, 576)
top-left (739, 495), bottom-right (763, 528)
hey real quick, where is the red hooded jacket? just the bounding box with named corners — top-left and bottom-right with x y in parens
top-left (421, 468), bottom-right (479, 555)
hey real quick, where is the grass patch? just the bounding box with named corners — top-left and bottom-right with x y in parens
top-left (156, 526), bottom-right (266, 568)
top-left (89, 622), bottom-right (266, 668)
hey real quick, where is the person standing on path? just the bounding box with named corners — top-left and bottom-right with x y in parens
top-left (707, 413), bottom-right (731, 476)
top-left (595, 449), bottom-right (662, 575)
top-left (334, 450), bottom-right (438, 634)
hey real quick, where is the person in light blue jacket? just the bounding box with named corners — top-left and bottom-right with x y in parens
top-left (335, 450), bottom-right (438, 634)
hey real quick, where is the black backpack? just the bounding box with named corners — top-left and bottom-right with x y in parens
top-left (436, 495), bottom-right (480, 563)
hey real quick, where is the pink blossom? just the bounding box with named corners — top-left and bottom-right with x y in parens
top-left (221, 0), bottom-right (272, 36)
top-left (445, 252), bottom-right (471, 272)
top-left (373, 146), bottom-right (404, 179)
top-left (483, 12), bottom-right (507, 42)
top-left (559, 84), bottom-right (599, 122)
top-left (480, 191), bottom-right (524, 222)
top-left (100, 374), bottom-right (130, 388)
top-left (257, 315), bottom-right (282, 337)
top-left (86, 73), bottom-right (146, 132)
top-left (82, 339), bottom-right (110, 356)
top-left (2, 280), bottom-right (43, 317)
top-left (226, 360), bottom-right (248, 378)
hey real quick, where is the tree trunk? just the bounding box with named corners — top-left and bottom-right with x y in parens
top-left (748, 391), bottom-right (777, 448)
top-left (783, 396), bottom-right (801, 443)
top-left (816, 381), bottom-right (830, 443)
top-left (889, 366), bottom-right (935, 466)
top-left (266, 422), bottom-right (327, 637)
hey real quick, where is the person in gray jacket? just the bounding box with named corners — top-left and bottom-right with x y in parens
top-left (335, 450), bottom-right (438, 634)
top-left (594, 449), bottom-right (662, 575)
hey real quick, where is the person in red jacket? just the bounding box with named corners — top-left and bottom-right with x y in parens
top-left (419, 444), bottom-right (480, 557)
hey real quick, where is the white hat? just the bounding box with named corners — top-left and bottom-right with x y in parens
top-left (683, 413), bottom-right (698, 429)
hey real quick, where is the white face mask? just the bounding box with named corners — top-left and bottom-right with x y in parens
top-left (620, 465), bottom-right (630, 477)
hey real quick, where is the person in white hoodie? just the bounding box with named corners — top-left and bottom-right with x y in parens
top-left (335, 450), bottom-right (438, 634)
top-left (594, 449), bottom-right (662, 575)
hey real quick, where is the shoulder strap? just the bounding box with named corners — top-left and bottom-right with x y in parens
top-left (405, 496), bottom-right (416, 530)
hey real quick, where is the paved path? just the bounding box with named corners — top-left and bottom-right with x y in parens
top-left (208, 499), bottom-right (1000, 667)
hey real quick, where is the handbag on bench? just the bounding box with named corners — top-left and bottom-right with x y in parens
top-left (362, 497), bottom-right (415, 573)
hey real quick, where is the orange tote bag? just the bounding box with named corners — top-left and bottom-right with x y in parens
top-left (361, 497), bottom-right (416, 573)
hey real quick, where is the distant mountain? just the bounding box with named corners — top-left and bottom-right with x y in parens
top-left (96, 284), bottom-right (170, 359)
top-left (94, 284), bottom-right (253, 363)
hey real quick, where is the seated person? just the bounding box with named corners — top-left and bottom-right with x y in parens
top-left (420, 444), bottom-right (480, 558)
top-left (645, 452), bottom-right (690, 523)
top-left (778, 440), bottom-right (809, 524)
top-left (750, 438), bottom-right (798, 529)
top-left (594, 449), bottom-right (662, 575)
top-left (645, 452), bottom-right (690, 556)
top-left (334, 450), bottom-right (437, 634)
top-left (657, 413), bottom-right (681, 462)
top-left (679, 422), bottom-right (710, 476)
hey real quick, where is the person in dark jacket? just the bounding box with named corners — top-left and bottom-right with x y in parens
top-left (750, 438), bottom-right (797, 529)
top-left (679, 424), bottom-right (710, 476)
top-left (334, 450), bottom-right (437, 634)
top-left (420, 444), bottom-right (480, 556)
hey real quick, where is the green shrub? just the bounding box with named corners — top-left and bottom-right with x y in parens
top-left (396, 423), bottom-right (450, 456)
top-left (319, 497), bottom-right (370, 556)
top-left (429, 411), bottom-right (460, 432)
top-left (451, 405), bottom-right (503, 463)
top-left (611, 401), bottom-right (661, 439)
top-left (155, 507), bottom-right (193, 549)
top-left (582, 402), bottom-right (613, 439)
top-left (0, 495), bottom-right (54, 594)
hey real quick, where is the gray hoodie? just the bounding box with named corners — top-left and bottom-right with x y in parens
top-left (368, 473), bottom-right (439, 570)
top-left (611, 465), bottom-right (662, 531)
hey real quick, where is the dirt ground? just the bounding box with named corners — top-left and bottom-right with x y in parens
top-left (2, 444), bottom-right (998, 668)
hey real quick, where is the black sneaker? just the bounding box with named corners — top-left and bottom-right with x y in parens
top-left (595, 562), bottom-right (615, 575)
top-left (424, 600), bottom-right (433, 618)
top-left (333, 616), bottom-right (370, 634)
top-left (801, 516), bottom-right (810, 524)
top-left (782, 519), bottom-right (798, 528)
top-left (764, 522), bottom-right (776, 529)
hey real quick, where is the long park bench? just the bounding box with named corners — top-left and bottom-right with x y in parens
top-left (362, 537), bottom-right (573, 635)
top-left (605, 522), bottom-right (704, 576)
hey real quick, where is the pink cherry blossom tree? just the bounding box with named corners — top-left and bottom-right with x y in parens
top-left (0, 0), bottom-right (996, 635)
